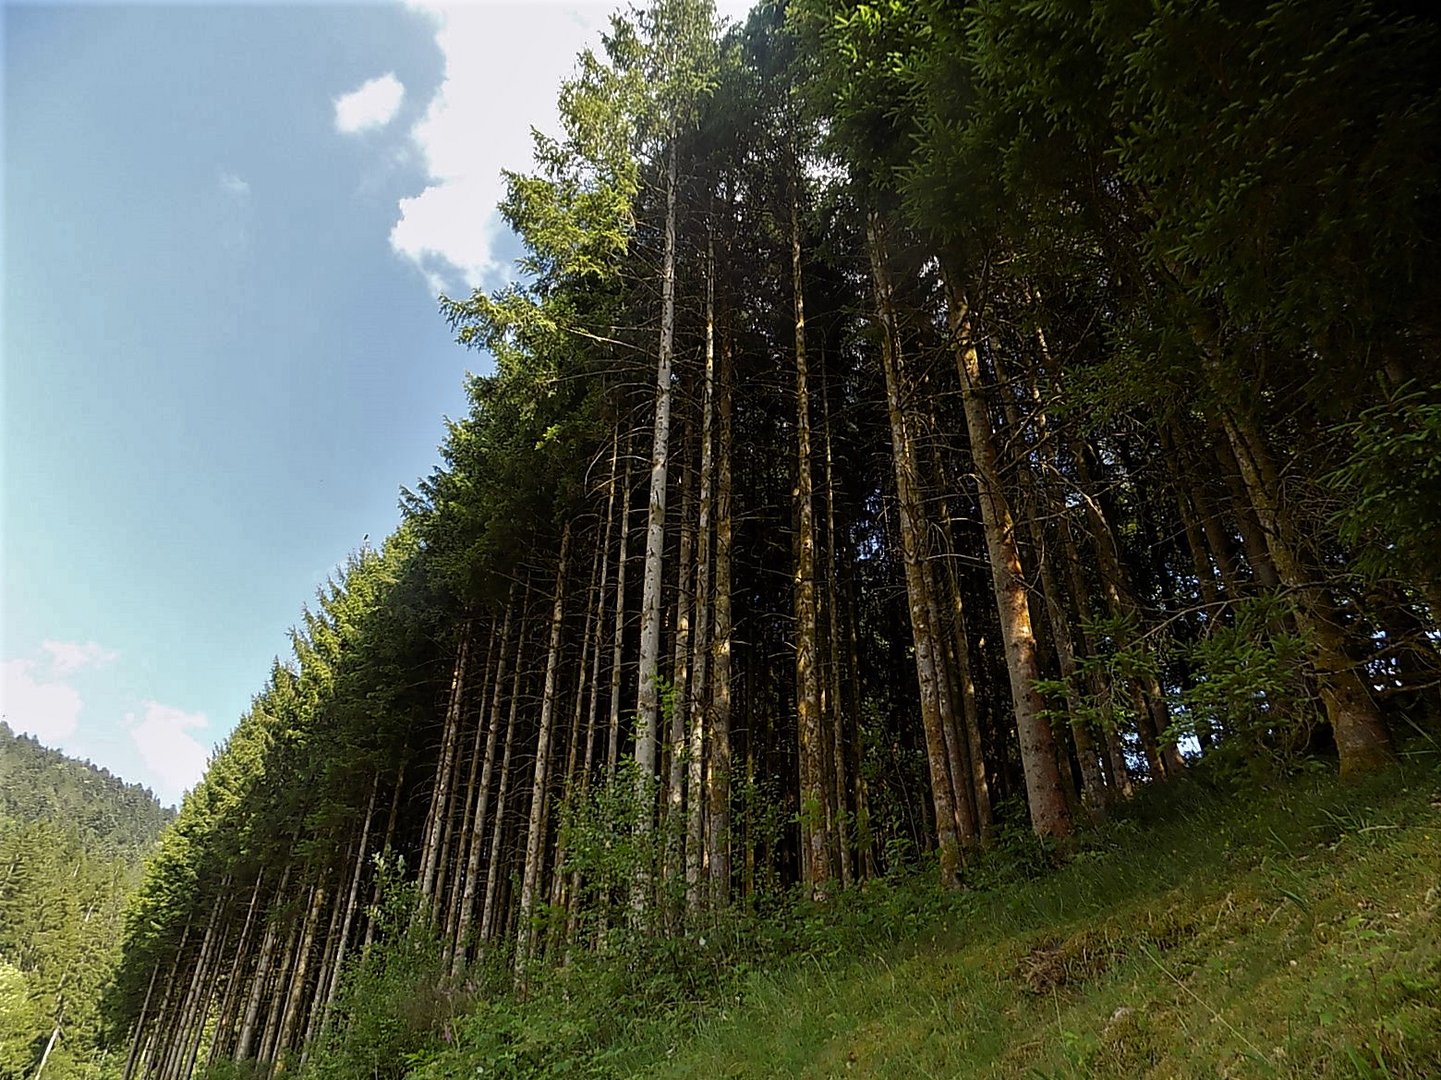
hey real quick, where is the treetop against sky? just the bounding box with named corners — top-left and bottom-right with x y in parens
top-left (1, 1), bottom-right (742, 804)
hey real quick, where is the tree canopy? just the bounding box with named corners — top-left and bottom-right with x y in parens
top-left (98, 2), bottom-right (1441, 1075)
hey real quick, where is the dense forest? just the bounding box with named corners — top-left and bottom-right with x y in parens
top-left (1, 723), bottom-right (172, 1077)
top-left (90, 0), bottom-right (1440, 1076)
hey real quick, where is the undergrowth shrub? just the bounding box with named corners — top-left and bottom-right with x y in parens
top-left (1177, 594), bottom-right (1320, 778)
top-left (1330, 380), bottom-right (1441, 593)
top-left (300, 857), bottom-right (464, 1080)
top-left (349, 754), bottom-right (1441, 1080)
top-left (196, 1060), bottom-right (269, 1080)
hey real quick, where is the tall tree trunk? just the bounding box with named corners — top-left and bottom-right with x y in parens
top-left (445, 620), bottom-right (501, 953)
top-left (549, 541), bottom-right (602, 935)
top-left (922, 549), bottom-right (980, 847)
top-left (301, 873), bottom-right (347, 1062)
top-left (932, 499), bottom-right (995, 841)
top-left (1180, 443), bottom-right (1245, 597)
top-left (181, 919), bottom-right (226, 1079)
top-left (1219, 409), bottom-right (1396, 776)
top-left (363, 767), bottom-right (404, 955)
top-left (142, 918), bottom-right (190, 1078)
top-left (453, 592), bottom-right (516, 973)
top-left (609, 443), bottom-right (636, 774)
top-left (1162, 427), bottom-right (1223, 613)
top-left (516, 525), bottom-right (572, 977)
top-left (1164, 265), bottom-right (1391, 773)
top-left (820, 351), bottom-right (854, 887)
top-left (635, 138), bottom-right (681, 844)
top-left (1059, 520), bottom-right (1136, 797)
top-left (992, 353), bottom-right (1108, 810)
top-left (844, 567), bottom-right (878, 876)
top-left (236, 865), bottom-right (288, 1061)
top-left (708, 326), bottom-right (735, 907)
top-left (667, 454), bottom-right (695, 896)
top-left (258, 910), bottom-right (300, 1063)
top-left (943, 269), bottom-right (1072, 840)
top-left (322, 775), bottom-right (377, 1029)
top-left (161, 894), bottom-right (222, 1080)
top-left (567, 456), bottom-right (621, 939)
top-left (122, 964), bottom-right (160, 1080)
top-left (33, 1026), bottom-right (61, 1080)
top-left (868, 215), bottom-right (963, 885)
top-left (142, 916), bottom-right (189, 1080)
top-left (436, 635), bottom-right (476, 919)
top-left (1073, 438), bottom-right (1185, 779)
top-left (792, 174), bottom-right (831, 896)
top-left (584, 452), bottom-right (618, 788)
top-left (273, 881), bottom-right (325, 1063)
top-left (421, 627), bottom-right (472, 902)
top-left (481, 608), bottom-right (528, 948)
top-left (687, 237), bottom-right (717, 911)
top-left (209, 872), bottom-right (264, 1067)
top-left (1214, 435), bottom-right (1282, 590)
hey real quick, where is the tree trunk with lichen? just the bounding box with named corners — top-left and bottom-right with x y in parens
top-left (943, 267), bottom-right (1072, 841)
top-left (868, 215), bottom-right (963, 886)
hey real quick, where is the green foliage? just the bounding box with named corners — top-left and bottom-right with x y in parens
top-left (299, 860), bottom-right (461, 1080)
top-left (854, 701), bottom-right (928, 879)
top-left (1032, 614), bottom-right (1157, 762)
top-left (0, 961), bottom-right (41, 1079)
top-left (732, 774), bottom-right (790, 901)
top-left (558, 759), bottom-right (674, 933)
top-left (197, 1062), bottom-right (270, 1080)
top-left (0, 726), bottom-right (166, 1079)
top-left (1331, 383), bottom-right (1441, 595)
top-left (1040, 599), bottom-right (1327, 782)
top-left (1180, 596), bottom-right (1320, 779)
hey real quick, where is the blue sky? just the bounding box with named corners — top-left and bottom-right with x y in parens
top-left (1, 1), bottom-right (652, 803)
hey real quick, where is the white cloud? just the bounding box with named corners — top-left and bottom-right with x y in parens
top-left (40, 639), bottom-right (119, 676)
top-left (388, 4), bottom-right (614, 294)
top-left (335, 72), bottom-right (406, 135)
top-left (0, 659), bottom-right (84, 743)
top-left (128, 702), bottom-right (212, 803)
top-left (390, 2), bottom-right (752, 296)
top-left (219, 170), bottom-right (251, 199)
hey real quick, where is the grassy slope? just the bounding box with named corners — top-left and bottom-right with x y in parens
top-left (407, 758), bottom-right (1440, 1080)
top-left (641, 768), bottom-right (1441, 1079)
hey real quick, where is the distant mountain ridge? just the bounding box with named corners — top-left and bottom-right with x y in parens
top-left (0, 720), bottom-right (174, 852)
top-left (0, 722), bottom-right (173, 1077)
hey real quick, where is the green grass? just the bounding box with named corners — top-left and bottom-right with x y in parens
top-left (400, 757), bottom-right (1441, 1079)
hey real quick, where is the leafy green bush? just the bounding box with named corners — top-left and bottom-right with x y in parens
top-left (299, 858), bottom-right (463, 1080)
top-left (556, 759), bottom-right (674, 942)
top-left (1330, 382), bottom-right (1441, 599)
top-left (1178, 595), bottom-right (1319, 779)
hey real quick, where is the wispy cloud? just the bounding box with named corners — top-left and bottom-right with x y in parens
top-left (219, 170), bottom-right (251, 199)
top-left (1, 659), bottom-right (84, 742)
top-left (40, 638), bottom-right (119, 676)
top-left (127, 701), bottom-right (212, 803)
top-left (334, 72), bottom-right (406, 135)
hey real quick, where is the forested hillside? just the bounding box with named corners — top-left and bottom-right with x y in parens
top-left (107, 0), bottom-right (1440, 1076)
top-left (1, 723), bottom-right (172, 1078)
